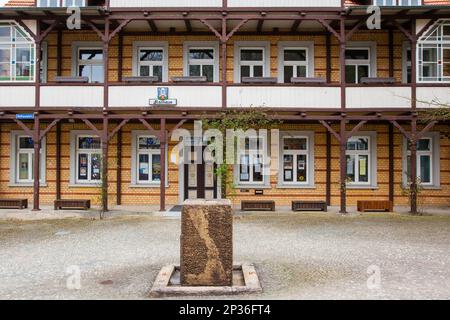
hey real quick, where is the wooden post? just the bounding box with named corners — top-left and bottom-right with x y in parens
top-left (388, 28), bottom-right (394, 78)
top-left (102, 117), bottom-right (109, 212)
top-left (339, 119), bottom-right (347, 214)
top-left (118, 33), bottom-right (123, 82)
top-left (32, 116), bottom-right (40, 211)
top-left (326, 130), bottom-right (331, 206)
top-left (410, 20), bottom-right (417, 111)
top-left (410, 118), bottom-right (418, 214)
top-left (326, 32), bottom-right (331, 83)
top-left (57, 28), bottom-right (62, 76)
top-left (56, 121), bottom-right (61, 200)
top-left (388, 123), bottom-right (394, 204)
top-left (160, 119), bottom-right (166, 212)
top-left (116, 127), bottom-right (122, 205)
top-left (221, 18), bottom-right (227, 109)
top-left (339, 18), bottom-right (346, 111)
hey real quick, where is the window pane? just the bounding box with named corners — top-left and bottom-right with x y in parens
top-left (152, 154), bottom-right (161, 181)
top-left (297, 65), bottom-right (307, 77)
top-left (79, 49), bottom-right (103, 61)
top-left (253, 155), bottom-right (263, 182)
top-left (202, 64), bottom-right (214, 82)
top-left (138, 137), bottom-right (160, 150)
top-left (78, 153), bottom-right (88, 180)
top-left (420, 155), bottom-right (431, 183)
top-left (139, 65), bottom-right (149, 77)
top-left (357, 65), bottom-right (369, 83)
top-left (91, 65), bottom-right (104, 83)
top-left (189, 49), bottom-right (214, 60)
top-left (240, 155), bottom-right (249, 182)
top-left (0, 26), bottom-right (11, 42)
top-left (346, 65), bottom-right (356, 83)
top-left (443, 49), bottom-right (450, 77)
top-left (253, 65), bottom-right (263, 77)
top-left (91, 154), bottom-right (101, 180)
top-left (283, 155), bottom-right (293, 182)
top-left (358, 155), bottom-right (369, 183)
top-left (284, 138), bottom-right (307, 150)
top-left (422, 48), bottom-right (437, 62)
top-left (241, 65), bottom-right (250, 80)
top-left (297, 154), bottom-right (307, 183)
top-left (346, 155), bottom-right (356, 182)
top-left (189, 64), bottom-right (201, 77)
top-left (19, 137), bottom-right (34, 149)
top-left (284, 66), bottom-right (293, 83)
top-left (78, 137), bottom-right (101, 149)
top-left (19, 153), bottom-right (29, 180)
top-left (140, 49), bottom-right (163, 62)
top-left (16, 48), bottom-right (30, 63)
top-left (417, 139), bottom-right (431, 151)
top-left (345, 49), bottom-right (369, 60)
top-left (153, 65), bottom-right (162, 82)
top-left (138, 154), bottom-right (149, 181)
top-left (241, 49), bottom-right (263, 61)
top-left (16, 63), bottom-right (31, 78)
top-left (284, 49), bottom-right (306, 61)
top-left (347, 138), bottom-right (369, 151)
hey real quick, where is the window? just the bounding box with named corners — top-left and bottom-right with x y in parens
top-left (345, 48), bottom-right (370, 84)
top-left (64, 0), bottom-right (86, 6)
top-left (418, 20), bottom-right (450, 82)
top-left (402, 43), bottom-right (412, 83)
top-left (188, 48), bottom-right (215, 82)
top-left (0, 22), bottom-right (35, 82)
top-left (137, 136), bottom-right (161, 183)
top-left (406, 138), bottom-right (433, 185)
top-left (37, 0), bottom-right (59, 6)
top-left (282, 137), bottom-right (309, 184)
top-left (76, 136), bottom-right (101, 183)
top-left (37, 0), bottom-right (86, 7)
top-left (77, 48), bottom-right (103, 83)
top-left (373, 0), bottom-right (420, 5)
top-left (282, 48), bottom-right (308, 83)
top-left (238, 137), bottom-right (266, 185)
top-left (138, 48), bottom-right (163, 82)
top-left (240, 48), bottom-right (264, 81)
top-left (346, 136), bottom-right (371, 184)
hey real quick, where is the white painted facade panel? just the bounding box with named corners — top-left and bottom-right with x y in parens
top-left (109, 86), bottom-right (222, 108)
top-left (109, 0), bottom-right (222, 7)
top-left (227, 87), bottom-right (341, 108)
top-left (228, 0), bottom-right (341, 7)
top-left (0, 86), bottom-right (35, 107)
top-left (417, 87), bottom-right (450, 109)
top-left (40, 86), bottom-right (104, 108)
top-left (346, 87), bottom-right (411, 108)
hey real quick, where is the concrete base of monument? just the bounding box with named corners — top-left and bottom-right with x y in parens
top-left (149, 263), bottom-right (262, 297)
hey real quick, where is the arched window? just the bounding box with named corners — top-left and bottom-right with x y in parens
top-left (0, 21), bottom-right (36, 82)
top-left (418, 19), bottom-right (450, 83)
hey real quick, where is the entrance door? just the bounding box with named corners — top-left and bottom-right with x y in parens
top-left (184, 146), bottom-right (217, 200)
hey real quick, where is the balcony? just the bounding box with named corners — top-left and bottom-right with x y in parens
top-left (346, 86), bottom-right (412, 109)
top-left (40, 85), bottom-right (104, 108)
top-left (0, 85), bottom-right (35, 108)
top-left (108, 0), bottom-right (341, 7)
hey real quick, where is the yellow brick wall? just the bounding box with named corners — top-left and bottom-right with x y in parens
top-left (0, 123), bottom-right (449, 208)
top-left (43, 30), bottom-right (407, 83)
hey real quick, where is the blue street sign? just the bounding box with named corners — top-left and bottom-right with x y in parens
top-left (16, 114), bottom-right (35, 120)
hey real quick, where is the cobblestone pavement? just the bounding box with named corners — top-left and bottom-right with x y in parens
top-left (0, 212), bottom-right (449, 300)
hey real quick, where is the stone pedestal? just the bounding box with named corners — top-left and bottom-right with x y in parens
top-left (180, 199), bottom-right (233, 287)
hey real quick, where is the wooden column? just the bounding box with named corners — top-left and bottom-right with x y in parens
top-left (339, 18), bottom-right (346, 111)
top-left (160, 119), bottom-right (166, 212)
top-left (102, 117), bottom-right (109, 211)
top-left (339, 119), bottom-right (347, 214)
top-left (410, 20), bottom-right (417, 111)
top-left (118, 33), bottom-right (123, 82)
top-left (410, 118), bottom-right (418, 214)
top-left (57, 29), bottom-right (62, 76)
top-left (221, 18), bottom-right (227, 109)
top-left (32, 117), bottom-right (41, 211)
top-left (388, 28), bottom-right (394, 78)
top-left (326, 130), bottom-right (331, 206)
top-left (326, 32), bottom-right (331, 83)
top-left (56, 121), bottom-right (61, 200)
top-left (388, 123), bottom-right (394, 204)
top-left (116, 127), bottom-right (122, 206)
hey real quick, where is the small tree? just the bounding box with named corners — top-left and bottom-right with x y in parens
top-left (202, 108), bottom-right (282, 199)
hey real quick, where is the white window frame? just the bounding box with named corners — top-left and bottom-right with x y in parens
top-left (234, 41), bottom-right (270, 83)
top-left (136, 135), bottom-right (162, 184)
top-left (9, 131), bottom-right (46, 186)
top-left (64, 0), bottom-right (86, 6)
top-left (0, 21), bottom-right (36, 83)
top-left (137, 47), bottom-right (164, 81)
top-left (402, 41), bottom-right (411, 84)
top-left (16, 135), bottom-right (35, 183)
top-left (346, 136), bottom-right (371, 185)
top-left (278, 42), bottom-right (315, 83)
top-left (37, 0), bottom-right (60, 7)
top-left (132, 41), bottom-right (168, 82)
top-left (239, 47), bottom-right (265, 79)
top-left (373, 0), bottom-right (421, 5)
top-left (76, 47), bottom-right (104, 83)
top-left (403, 133), bottom-right (440, 188)
top-left (417, 19), bottom-right (450, 83)
top-left (69, 132), bottom-right (102, 185)
top-left (345, 47), bottom-right (371, 84)
top-left (183, 41), bottom-right (219, 83)
top-left (41, 41), bottom-right (48, 83)
top-left (278, 132), bottom-right (315, 187)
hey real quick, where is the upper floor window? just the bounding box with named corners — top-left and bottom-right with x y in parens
top-left (0, 22), bottom-right (35, 82)
top-left (37, 0), bottom-right (86, 6)
top-left (188, 48), bottom-right (215, 82)
top-left (345, 48), bottom-right (370, 84)
top-left (138, 48), bottom-right (163, 82)
top-left (373, 0), bottom-right (420, 5)
top-left (240, 48), bottom-right (264, 81)
top-left (418, 20), bottom-right (450, 83)
top-left (77, 48), bottom-right (103, 83)
top-left (282, 49), bottom-right (308, 83)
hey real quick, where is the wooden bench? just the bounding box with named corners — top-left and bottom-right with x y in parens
top-left (54, 199), bottom-right (91, 210)
top-left (241, 200), bottom-right (275, 212)
top-left (0, 199), bottom-right (28, 209)
top-left (357, 200), bottom-right (393, 212)
top-left (292, 201), bottom-right (327, 212)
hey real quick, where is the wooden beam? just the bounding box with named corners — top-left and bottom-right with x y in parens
top-left (185, 19), bottom-right (193, 32)
top-left (290, 20), bottom-right (302, 32)
top-left (346, 120), bottom-right (367, 140)
top-left (39, 119), bottom-right (60, 142)
top-left (13, 119), bottom-right (33, 137)
top-left (318, 19), bottom-right (341, 42)
top-left (81, 119), bottom-right (102, 137)
top-left (116, 127), bottom-right (122, 206)
top-left (319, 120), bottom-right (341, 142)
top-left (108, 119), bottom-right (129, 141)
top-left (148, 20), bottom-right (158, 32)
top-left (326, 130), bottom-right (331, 206)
